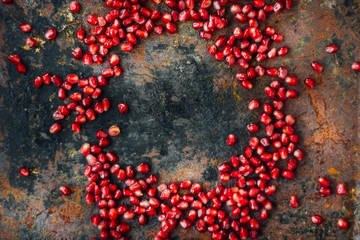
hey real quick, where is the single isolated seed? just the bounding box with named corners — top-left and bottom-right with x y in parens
top-left (310, 61), bottom-right (323, 72)
top-left (108, 125), bottom-right (120, 136)
top-left (336, 183), bottom-right (347, 195)
top-left (226, 134), bottom-right (236, 146)
top-left (337, 219), bottom-right (348, 229)
top-left (44, 28), bottom-right (57, 40)
top-left (19, 167), bottom-right (30, 177)
top-left (352, 62), bottom-right (360, 72)
top-left (118, 103), bottom-right (128, 114)
top-left (304, 78), bottom-right (315, 88)
top-left (311, 215), bottom-right (324, 225)
top-left (19, 23), bottom-right (32, 33)
top-left (289, 195), bottom-right (299, 208)
top-left (69, 1), bottom-right (80, 13)
top-left (59, 186), bottom-right (71, 196)
top-left (25, 37), bottom-right (37, 48)
top-left (325, 44), bottom-right (338, 54)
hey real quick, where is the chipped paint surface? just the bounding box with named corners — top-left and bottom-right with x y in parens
top-left (0, 0), bottom-right (359, 239)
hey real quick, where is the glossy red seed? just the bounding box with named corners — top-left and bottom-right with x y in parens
top-left (108, 125), bottom-right (120, 136)
top-left (33, 76), bottom-right (43, 88)
top-left (311, 61), bottom-right (323, 72)
top-left (44, 28), bottom-right (57, 40)
top-left (304, 78), bottom-right (315, 88)
top-left (19, 23), bottom-right (32, 33)
top-left (118, 103), bottom-right (128, 114)
top-left (311, 215), bottom-right (323, 225)
top-left (16, 63), bottom-right (27, 74)
top-left (337, 219), bottom-right (348, 229)
top-left (289, 195), bottom-right (299, 208)
top-left (59, 186), bottom-right (71, 196)
top-left (336, 183), bottom-right (347, 195)
top-left (8, 54), bottom-right (21, 64)
top-left (319, 187), bottom-right (331, 197)
top-left (226, 134), bottom-right (236, 146)
top-left (69, 1), bottom-right (80, 13)
top-left (248, 99), bottom-right (260, 110)
top-left (19, 167), bottom-right (30, 177)
top-left (325, 44), bottom-right (338, 53)
top-left (352, 62), bottom-right (360, 72)
top-left (49, 123), bottom-right (61, 133)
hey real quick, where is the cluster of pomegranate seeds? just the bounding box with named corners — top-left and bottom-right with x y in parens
top-left (8, 54), bottom-right (26, 74)
top-left (5, 0), bottom-right (356, 238)
top-left (32, 71), bottom-right (115, 133)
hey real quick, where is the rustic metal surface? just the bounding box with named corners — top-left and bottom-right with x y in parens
top-left (0, 0), bottom-right (359, 239)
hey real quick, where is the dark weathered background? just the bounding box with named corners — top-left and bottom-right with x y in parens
top-left (0, 0), bottom-right (359, 239)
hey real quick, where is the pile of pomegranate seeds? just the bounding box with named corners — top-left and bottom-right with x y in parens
top-left (4, 0), bottom-right (357, 238)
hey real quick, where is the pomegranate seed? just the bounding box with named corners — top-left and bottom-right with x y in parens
top-left (319, 187), bottom-right (331, 197)
top-left (44, 28), bottom-right (57, 40)
top-left (336, 183), bottom-right (347, 195)
top-left (137, 163), bottom-right (150, 173)
top-left (310, 61), bottom-right (323, 72)
top-left (49, 123), bottom-right (61, 133)
top-left (289, 195), bottom-right (299, 208)
top-left (69, 1), bottom-right (80, 13)
top-left (118, 103), bottom-right (128, 114)
top-left (19, 167), bottom-right (30, 177)
top-left (325, 44), bottom-right (338, 53)
top-left (19, 23), bottom-right (32, 33)
top-left (318, 177), bottom-right (330, 187)
top-left (337, 219), bottom-right (348, 229)
top-left (311, 215), bottom-right (324, 225)
top-left (248, 99), bottom-right (260, 110)
top-left (108, 126), bottom-right (120, 136)
top-left (352, 62), bottom-right (360, 72)
top-left (16, 63), bottom-right (27, 74)
top-left (59, 186), bottom-right (71, 196)
top-left (226, 134), bottom-right (236, 146)
top-left (304, 78), bottom-right (315, 88)
top-left (8, 54), bottom-right (21, 64)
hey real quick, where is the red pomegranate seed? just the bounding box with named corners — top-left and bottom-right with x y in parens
top-left (337, 219), bottom-right (348, 229)
top-left (137, 163), bottom-right (150, 173)
top-left (310, 61), bottom-right (323, 72)
top-left (19, 167), bottom-right (30, 177)
top-left (16, 63), bottom-right (27, 74)
top-left (44, 28), bottom-right (57, 40)
top-left (72, 47), bottom-right (83, 60)
top-left (336, 183), bottom-right (347, 195)
top-left (118, 103), bottom-right (128, 114)
top-left (311, 215), bottom-right (324, 225)
top-left (248, 99), bottom-right (260, 110)
top-left (226, 134), bottom-right (236, 146)
top-left (304, 78), bottom-right (315, 88)
top-left (352, 62), bottom-right (360, 72)
top-left (49, 123), bottom-right (61, 133)
top-left (19, 23), bottom-right (32, 33)
top-left (319, 187), bottom-right (331, 197)
top-left (325, 44), bottom-right (338, 53)
top-left (108, 125), bottom-right (120, 136)
top-left (33, 76), bottom-right (43, 88)
top-left (59, 186), bottom-right (71, 196)
top-left (69, 1), bottom-right (80, 13)
top-left (318, 177), bottom-right (330, 187)
top-left (289, 195), bottom-right (299, 208)
top-left (8, 54), bottom-right (21, 64)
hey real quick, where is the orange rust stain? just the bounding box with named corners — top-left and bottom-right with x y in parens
top-left (328, 168), bottom-right (339, 175)
top-left (58, 201), bottom-right (83, 223)
top-left (0, 176), bottom-right (27, 202)
top-left (305, 125), bottom-right (342, 146)
top-left (142, 149), bottom-right (161, 158)
top-left (306, 89), bottom-right (327, 124)
top-left (0, 206), bottom-right (19, 240)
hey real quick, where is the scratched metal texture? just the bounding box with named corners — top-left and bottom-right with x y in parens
top-left (0, 0), bottom-right (359, 239)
